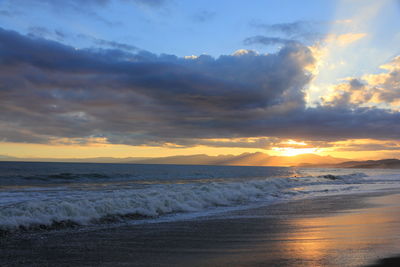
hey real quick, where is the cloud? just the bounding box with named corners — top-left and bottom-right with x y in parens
top-left (370, 57), bottom-right (400, 105)
top-left (28, 26), bottom-right (66, 41)
top-left (28, 26), bottom-right (53, 37)
top-left (250, 20), bottom-right (335, 44)
top-left (329, 139), bottom-right (400, 152)
top-left (322, 56), bottom-right (400, 108)
top-left (322, 79), bottom-right (369, 107)
top-left (26, 28), bottom-right (137, 52)
top-left (335, 143), bottom-right (400, 152)
top-left (14, 0), bottom-right (167, 8)
top-left (248, 20), bottom-right (361, 49)
top-left (252, 21), bottom-right (319, 38)
top-left (245, 21), bottom-right (325, 48)
top-left (78, 34), bottom-right (139, 51)
top-left (0, 10), bottom-right (13, 17)
top-left (132, 0), bottom-right (167, 8)
top-left (325, 33), bottom-right (367, 47)
top-left (192, 10), bottom-right (216, 23)
top-left (1, 27), bottom-right (400, 148)
top-left (244, 36), bottom-right (300, 46)
top-left (92, 38), bottom-right (138, 51)
top-left (0, 0), bottom-right (145, 26)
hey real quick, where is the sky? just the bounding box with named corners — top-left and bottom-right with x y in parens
top-left (0, 0), bottom-right (400, 160)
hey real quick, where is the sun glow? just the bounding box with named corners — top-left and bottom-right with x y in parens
top-left (305, 0), bottom-right (393, 107)
top-left (271, 139), bottom-right (319, 156)
top-left (272, 147), bottom-right (318, 157)
top-left (283, 140), bottom-right (308, 146)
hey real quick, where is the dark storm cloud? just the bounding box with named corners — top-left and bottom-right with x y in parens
top-left (1, 27), bottom-right (400, 147)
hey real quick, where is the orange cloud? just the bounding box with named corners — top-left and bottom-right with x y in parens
top-left (325, 33), bottom-right (367, 47)
top-left (321, 55), bottom-right (400, 109)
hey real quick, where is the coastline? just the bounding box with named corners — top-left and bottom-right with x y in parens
top-left (2, 189), bottom-right (400, 266)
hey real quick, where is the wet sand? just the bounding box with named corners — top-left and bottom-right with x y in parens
top-left (2, 190), bottom-right (400, 266)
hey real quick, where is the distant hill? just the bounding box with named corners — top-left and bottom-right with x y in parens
top-left (0, 152), bottom-right (348, 167)
top-left (135, 154), bottom-right (235, 165)
top-left (0, 155), bottom-right (148, 164)
top-left (266, 154), bottom-right (346, 167)
top-left (336, 159), bottom-right (400, 169)
top-left (128, 152), bottom-right (348, 167)
top-left (300, 158), bottom-right (400, 169)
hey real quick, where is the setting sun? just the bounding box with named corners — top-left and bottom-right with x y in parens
top-left (1, 1), bottom-right (400, 266)
top-left (0, 0), bottom-right (399, 162)
top-left (272, 147), bottom-right (319, 157)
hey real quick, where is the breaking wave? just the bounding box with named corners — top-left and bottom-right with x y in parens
top-left (317, 172), bottom-right (368, 180)
top-left (0, 173), bottom-right (370, 231)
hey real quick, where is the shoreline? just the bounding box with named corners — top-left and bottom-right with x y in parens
top-left (2, 189), bottom-right (400, 266)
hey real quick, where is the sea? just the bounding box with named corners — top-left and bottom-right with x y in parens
top-left (1, 161), bottom-right (400, 233)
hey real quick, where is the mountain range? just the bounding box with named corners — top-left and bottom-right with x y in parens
top-left (0, 152), bottom-right (347, 167)
top-left (1, 153), bottom-right (399, 168)
top-left (303, 158), bottom-right (400, 169)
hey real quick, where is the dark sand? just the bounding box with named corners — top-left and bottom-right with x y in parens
top-left (2, 190), bottom-right (400, 266)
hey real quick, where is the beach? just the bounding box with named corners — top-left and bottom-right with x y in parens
top-left (2, 1), bottom-right (400, 265)
top-left (2, 189), bottom-right (400, 267)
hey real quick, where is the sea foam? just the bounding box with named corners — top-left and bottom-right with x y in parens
top-left (0, 173), bottom-right (372, 230)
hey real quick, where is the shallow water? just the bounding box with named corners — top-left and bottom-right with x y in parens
top-left (3, 191), bottom-right (400, 267)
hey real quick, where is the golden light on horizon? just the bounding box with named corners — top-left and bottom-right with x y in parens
top-left (272, 147), bottom-right (319, 157)
top-left (283, 140), bottom-right (308, 146)
top-left (3, 136), bottom-right (400, 161)
top-left (271, 139), bottom-right (319, 156)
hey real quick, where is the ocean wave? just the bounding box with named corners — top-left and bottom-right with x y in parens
top-left (0, 173), bottom-right (372, 231)
top-left (0, 178), bottom-right (296, 231)
top-left (317, 172), bottom-right (367, 180)
top-left (19, 172), bottom-right (113, 181)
